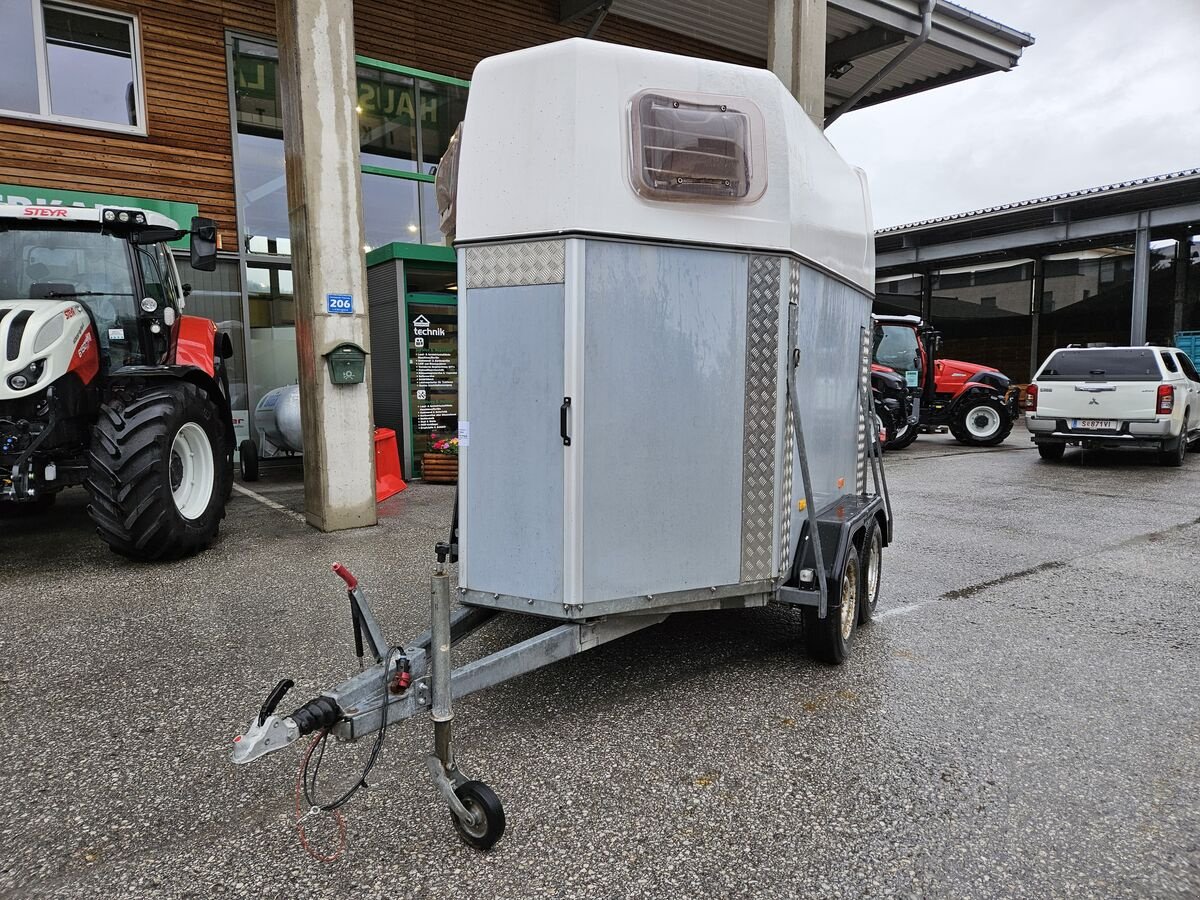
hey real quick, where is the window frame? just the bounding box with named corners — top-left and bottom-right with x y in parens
top-left (0, 0), bottom-right (147, 136)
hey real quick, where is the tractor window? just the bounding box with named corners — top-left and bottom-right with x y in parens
top-left (136, 242), bottom-right (180, 310)
top-left (0, 226), bottom-right (142, 366)
top-left (873, 325), bottom-right (923, 384)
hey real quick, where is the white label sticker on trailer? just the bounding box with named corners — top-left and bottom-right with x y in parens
top-left (457, 421), bottom-right (470, 446)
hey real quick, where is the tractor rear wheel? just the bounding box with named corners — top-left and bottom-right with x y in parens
top-left (950, 396), bottom-right (1013, 447)
top-left (87, 381), bottom-right (230, 561)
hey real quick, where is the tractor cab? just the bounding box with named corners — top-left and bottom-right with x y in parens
top-left (0, 206), bottom-right (216, 381)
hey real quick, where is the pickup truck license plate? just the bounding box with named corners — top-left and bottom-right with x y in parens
top-left (1073, 419), bottom-right (1117, 431)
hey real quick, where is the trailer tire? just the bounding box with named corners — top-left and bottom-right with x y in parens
top-left (950, 396), bottom-right (1013, 446)
top-left (858, 521), bottom-right (883, 625)
top-left (87, 380), bottom-right (230, 561)
top-left (803, 547), bottom-right (860, 665)
top-left (451, 780), bottom-right (506, 851)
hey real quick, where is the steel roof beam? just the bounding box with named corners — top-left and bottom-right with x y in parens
top-left (876, 201), bottom-right (1200, 272)
top-left (824, 24), bottom-right (906, 75)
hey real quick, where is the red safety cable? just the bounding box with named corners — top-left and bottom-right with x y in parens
top-left (294, 731), bottom-right (347, 863)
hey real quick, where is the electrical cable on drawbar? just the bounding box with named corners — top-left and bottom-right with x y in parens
top-left (301, 647), bottom-right (398, 813)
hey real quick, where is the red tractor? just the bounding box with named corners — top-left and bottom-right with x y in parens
top-left (871, 314), bottom-right (1019, 449)
top-left (1, 204), bottom-right (234, 559)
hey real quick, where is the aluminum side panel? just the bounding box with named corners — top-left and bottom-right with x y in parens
top-left (580, 241), bottom-right (747, 602)
top-left (460, 283), bottom-right (565, 603)
top-left (791, 264), bottom-right (872, 519)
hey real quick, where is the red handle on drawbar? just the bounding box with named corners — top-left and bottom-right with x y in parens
top-left (332, 563), bottom-right (358, 590)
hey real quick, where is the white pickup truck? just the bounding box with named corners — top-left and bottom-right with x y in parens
top-left (1026, 346), bottom-right (1200, 466)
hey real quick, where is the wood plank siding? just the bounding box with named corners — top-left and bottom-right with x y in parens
top-left (0, 1), bottom-right (759, 241)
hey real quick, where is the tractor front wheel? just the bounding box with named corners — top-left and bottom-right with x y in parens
top-left (87, 381), bottom-right (230, 561)
top-left (950, 396), bottom-right (1013, 447)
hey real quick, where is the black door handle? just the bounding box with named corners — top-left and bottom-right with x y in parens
top-left (560, 397), bottom-right (571, 446)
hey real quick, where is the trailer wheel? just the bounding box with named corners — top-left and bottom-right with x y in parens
top-left (858, 521), bottom-right (883, 625)
top-left (950, 397), bottom-right (1013, 446)
top-left (1037, 442), bottom-right (1065, 462)
top-left (803, 547), bottom-right (860, 665)
top-left (239, 438), bottom-right (260, 482)
top-left (451, 780), bottom-right (506, 851)
top-left (87, 380), bottom-right (230, 561)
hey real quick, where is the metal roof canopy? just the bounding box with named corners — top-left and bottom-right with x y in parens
top-left (876, 169), bottom-right (1200, 275)
top-left (560, 0), bottom-right (1033, 115)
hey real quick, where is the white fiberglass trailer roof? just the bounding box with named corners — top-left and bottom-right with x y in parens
top-left (456, 39), bottom-right (875, 293)
top-left (0, 204), bottom-right (179, 229)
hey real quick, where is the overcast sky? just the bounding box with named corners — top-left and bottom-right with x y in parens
top-left (826, 0), bottom-right (1200, 228)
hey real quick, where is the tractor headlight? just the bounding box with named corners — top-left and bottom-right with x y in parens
top-left (140, 297), bottom-right (158, 313)
top-left (6, 359), bottom-right (44, 391)
top-left (32, 315), bottom-right (65, 353)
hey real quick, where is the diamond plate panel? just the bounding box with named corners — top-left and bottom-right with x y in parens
top-left (856, 324), bottom-right (871, 494)
top-left (464, 241), bottom-right (565, 288)
top-left (779, 265), bottom-right (798, 576)
top-left (741, 256), bottom-right (781, 583)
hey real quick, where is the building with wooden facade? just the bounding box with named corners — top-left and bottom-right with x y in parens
top-left (0, 0), bottom-right (1033, 476)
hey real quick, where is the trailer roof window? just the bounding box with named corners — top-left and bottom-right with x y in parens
top-left (630, 90), bottom-right (765, 203)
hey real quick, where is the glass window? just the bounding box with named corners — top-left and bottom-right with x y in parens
top-left (1178, 352), bottom-right (1200, 383)
top-left (358, 66), bottom-right (418, 172)
top-left (0, 0), bottom-right (40, 113)
top-left (1161, 351), bottom-right (1179, 373)
top-left (43, 4), bottom-right (137, 126)
top-left (417, 79), bottom-right (467, 175)
top-left (419, 182), bottom-right (447, 246)
top-left (175, 255), bottom-right (249, 418)
top-left (873, 324), bottom-right (923, 382)
top-left (233, 37), bottom-right (281, 133)
top-left (135, 242), bottom-right (180, 309)
top-left (1038, 349), bottom-right (1161, 382)
top-left (246, 265), bottom-right (297, 414)
top-left (630, 90), bottom-right (766, 203)
top-left (236, 131), bottom-right (291, 251)
top-left (0, 2), bottom-right (142, 130)
top-left (362, 172), bottom-right (420, 251)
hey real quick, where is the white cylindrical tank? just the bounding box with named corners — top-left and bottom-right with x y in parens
top-left (255, 385), bottom-right (304, 453)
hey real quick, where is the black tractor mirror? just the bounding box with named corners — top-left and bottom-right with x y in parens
top-left (190, 216), bottom-right (218, 272)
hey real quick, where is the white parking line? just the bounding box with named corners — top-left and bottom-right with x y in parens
top-left (874, 601), bottom-right (936, 621)
top-left (231, 483), bottom-right (308, 525)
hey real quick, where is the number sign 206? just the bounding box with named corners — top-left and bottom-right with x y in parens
top-left (327, 293), bottom-right (354, 314)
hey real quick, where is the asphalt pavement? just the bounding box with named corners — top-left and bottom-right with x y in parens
top-left (1, 427), bottom-right (1197, 898)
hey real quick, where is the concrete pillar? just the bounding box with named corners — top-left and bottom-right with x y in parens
top-left (1130, 211), bottom-right (1150, 345)
top-left (769, 0), bottom-right (827, 127)
top-left (276, 0), bottom-right (377, 531)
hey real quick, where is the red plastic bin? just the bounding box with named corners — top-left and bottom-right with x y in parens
top-left (374, 427), bottom-right (407, 503)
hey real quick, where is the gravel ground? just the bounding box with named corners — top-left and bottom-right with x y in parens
top-left (1, 427), bottom-right (1197, 898)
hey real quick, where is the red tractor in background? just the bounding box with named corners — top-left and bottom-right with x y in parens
top-left (1, 204), bottom-right (235, 560)
top-left (871, 314), bottom-right (1019, 449)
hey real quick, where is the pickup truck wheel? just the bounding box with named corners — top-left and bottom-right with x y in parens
top-left (1159, 434), bottom-right (1186, 468)
top-left (1037, 443), bottom-right (1065, 462)
top-left (950, 397), bottom-right (1013, 446)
